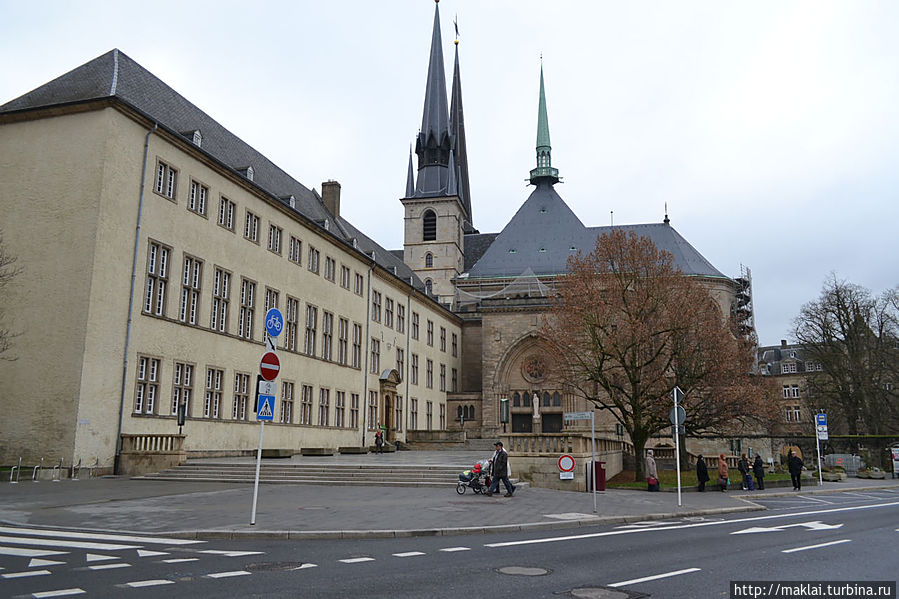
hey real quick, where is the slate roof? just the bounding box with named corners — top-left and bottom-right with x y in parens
top-left (0, 49), bottom-right (428, 296)
top-left (465, 181), bottom-right (727, 280)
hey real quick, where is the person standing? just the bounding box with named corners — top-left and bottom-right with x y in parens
top-left (696, 455), bottom-right (710, 492)
top-left (788, 450), bottom-right (804, 491)
top-left (487, 441), bottom-right (515, 497)
top-left (738, 454), bottom-right (752, 490)
top-left (753, 454), bottom-right (766, 490)
top-left (374, 430), bottom-right (384, 454)
top-left (717, 453), bottom-right (729, 492)
top-left (645, 449), bottom-right (659, 492)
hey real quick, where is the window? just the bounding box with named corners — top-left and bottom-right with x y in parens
top-left (280, 381), bottom-right (294, 424)
top-left (154, 160), bottom-right (177, 199)
top-left (210, 267), bottom-right (230, 333)
top-left (319, 388), bottom-right (330, 426)
top-left (288, 236), bottom-right (302, 265)
top-left (440, 364), bottom-right (446, 392)
top-left (426, 400), bottom-right (433, 430)
top-left (188, 180), bottom-right (207, 215)
top-left (370, 338), bottom-right (380, 374)
top-left (440, 404), bottom-right (445, 430)
top-left (336, 391), bottom-right (346, 428)
top-left (451, 368), bottom-right (457, 392)
top-left (204, 367), bottom-right (223, 419)
top-left (308, 247), bottom-right (320, 274)
top-left (304, 304), bottom-right (318, 355)
top-left (396, 348), bottom-right (404, 374)
top-left (782, 385), bottom-right (791, 399)
top-left (218, 197), bottom-right (235, 231)
top-left (427, 320), bottom-right (434, 346)
top-left (397, 305), bottom-right (405, 334)
top-left (426, 359), bottom-right (433, 389)
top-left (232, 373), bottom-right (250, 421)
top-left (411, 312), bottom-right (419, 340)
top-left (452, 333), bottom-right (458, 357)
top-left (440, 327), bottom-right (446, 352)
top-left (352, 323), bottom-right (362, 368)
top-left (411, 354), bottom-right (419, 385)
top-left (425, 280), bottom-right (433, 295)
top-left (371, 291), bottom-right (381, 322)
top-left (729, 439), bottom-right (742, 454)
top-left (238, 279), bottom-right (256, 340)
top-left (263, 288), bottom-right (279, 344)
top-left (786, 405), bottom-right (801, 422)
top-left (322, 311), bottom-right (334, 361)
top-left (354, 272), bottom-right (364, 296)
top-left (179, 255), bottom-right (202, 325)
top-left (425, 252), bottom-right (433, 268)
top-left (285, 297), bottom-right (299, 352)
top-left (144, 241), bottom-right (170, 316)
top-left (268, 224), bottom-right (282, 254)
top-left (791, 384), bottom-right (801, 398)
top-left (300, 385), bottom-right (313, 425)
top-left (337, 317), bottom-right (349, 365)
top-left (782, 362), bottom-right (797, 374)
top-left (350, 393), bottom-right (360, 429)
top-left (134, 356), bottom-right (160, 414)
top-left (422, 209), bottom-right (436, 241)
top-left (324, 257), bottom-right (336, 282)
top-left (172, 361), bottom-right (193, 417)
top-left (385, 298), bottom-right (394, 328)
top-left (340, 265), bottom-right (351, 289)
top-left (395, 396), bottom-right (403, 433)
top-left (245, 211), bottom-right (259, 242)
top-left (411, 398), bottom-right (418, 430)
top-left (368, 391), bottom-right (378, 430)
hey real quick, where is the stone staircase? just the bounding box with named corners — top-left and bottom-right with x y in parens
top-left (135, 462), bottom-right (464, 487)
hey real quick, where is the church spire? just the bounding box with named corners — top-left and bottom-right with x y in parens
top-left (529, 60), bottom-right (560, 185)
top-left (412, 1), bottom-right (453, 198)
top-left (450, 23), bottom-right (474, 232)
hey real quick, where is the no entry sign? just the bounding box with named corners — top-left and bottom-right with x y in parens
top-left (259, 352), bottom-right (280, 381)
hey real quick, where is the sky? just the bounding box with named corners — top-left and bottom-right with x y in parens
top-left (2, 1), bottom-right (897, 346)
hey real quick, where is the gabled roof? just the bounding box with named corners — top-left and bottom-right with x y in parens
top-left (1, 49), bottom-right (432, 299)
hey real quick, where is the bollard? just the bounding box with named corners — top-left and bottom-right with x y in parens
top-left (9, 457), bottom-right (21, 483)
top-left (32, 457), bottom-right (43, 482)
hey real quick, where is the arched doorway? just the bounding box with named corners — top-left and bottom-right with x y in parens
top-left (378, 369), bottom-right (401, 442)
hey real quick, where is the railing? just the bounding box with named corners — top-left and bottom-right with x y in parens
top-left (504, 434), bottom-right (631, 455)
top-left (8, 456), bottom-right (101, 483)
top-left (120, 434), bottom-right (185, 453)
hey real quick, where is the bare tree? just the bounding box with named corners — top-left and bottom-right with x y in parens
top-left (792, 276), bottom-right (899, 440)
top-left (0, 231), bottom-right (21, 359)
top-left (542, 230), bottom-right (775, 480)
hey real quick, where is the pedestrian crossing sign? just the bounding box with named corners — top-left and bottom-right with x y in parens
top-left (257, 395), bottom-right (275, 421)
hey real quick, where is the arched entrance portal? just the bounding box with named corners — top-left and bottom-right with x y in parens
top-left (493, 335), bottom-right (567, 435)
top-left (379, 369), bottom-right (401, 443)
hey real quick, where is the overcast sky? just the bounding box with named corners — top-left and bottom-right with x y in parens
top-left (2, 1), bottom-right (897, 345)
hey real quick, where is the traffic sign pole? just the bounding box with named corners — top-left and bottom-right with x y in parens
top-left (815, 412), bottom-right (827, 487)
top-left (250, 420), bottom-right (265, 525)
top-left (252, 311), bottom-right (282, 526)
top-left (672, 387), bottom-right (684, 507)
top-left (591, 411), bottom-right (597, 513)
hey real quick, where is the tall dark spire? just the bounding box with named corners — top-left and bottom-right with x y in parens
top-left (450, 33), bottom-right (474, 231)
top-left (529, 61), bottom-right (560, 185)
top-left (412, 2), bottom-right (453, 198)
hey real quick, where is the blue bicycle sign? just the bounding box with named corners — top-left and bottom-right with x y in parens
top-left (265, 308), bottom-right (284, 337)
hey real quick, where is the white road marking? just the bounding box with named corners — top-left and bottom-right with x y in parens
top-left (162, 558), bottom-right (198, 563)
top-left (0, 535), bottom-right (138, 551)
top-left (544, 513), bottom-right (601, 521)
top-left (0, 526), bottom-right (202, 545)
top-left (439, 547), bottom-right (471, 552)
top-left (207, 570), bottom-right (251, 578)
top-left (28, 558), bottom-right (65, 568)
top-left (0, 545), bottom-right (67, 558)
top-left (85, 554), bottom-right (116, 562)
top-left (796, 495), bottom-right (833, 504)
top-left (609, 567), bottom-right (701, 587)
top-left (782, 539), bottom-right (852, 553)
top-left (291, 563), bottom-right (318, 570)
top-left (137, 549), bottom-right (169, 557)
top-left (616, 521), bottom-right (680, 529)
top-left (199, 549), bottom-right (264, 557)
top-left (339, 557), bottom-right (375, 563)
top-left (485, 501), bottom-right (899, 548)
top-left (393, 551), bottom-right (426, 557)
top-left (2, 569), bottom-right (52, 579)
top-left (88, 562), bottom-right (131, 570)
top-left (125, 579), bottom-right (175, 588)
top-left (32, 589), bottom-right (86, 598)
top-left (731, 521), bottom-right (843, 534)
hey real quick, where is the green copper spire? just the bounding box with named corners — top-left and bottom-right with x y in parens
top-left (529, 61), bottom-right (559, 185)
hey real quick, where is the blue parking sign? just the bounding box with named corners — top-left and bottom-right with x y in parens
top-left (816, 413), bottom-right (827, 427)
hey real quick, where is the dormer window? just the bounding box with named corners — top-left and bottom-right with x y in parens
top-left (422, 210), bottom-right (437, 241)
top-left (246, 166), bottom-right (254, 181)
top-left (192, 130), bottom-right (202, 147)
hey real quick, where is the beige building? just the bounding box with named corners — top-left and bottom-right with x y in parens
top-left (0, 50), bottom-right (461, 471)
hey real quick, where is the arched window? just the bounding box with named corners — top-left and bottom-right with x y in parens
top-left (422, 210), bottom-right (437, 241)
top-left (552, 392), bottom-right (561, 406)
top-left (425, 279), bottom-right (433, 295)
top-left (522, 392), bottom-right (532, 407)
top-left (468, 405), bottom-right (475, 420)
top-left (425, 252), bottom-right (433, 268)
top-left (457, 405), bottom-right (463, 418)
top-left (543, 392), bottom-right (551, 407)
top-left (513, 392), bottom-right (520, 407)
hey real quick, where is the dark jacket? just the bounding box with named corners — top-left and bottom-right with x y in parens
top-left (738, 457), bottom-right (750, 476)
top-left (492, 449), bottom-right (509, 478)
top-left (788, 455), bottom-right (804, 476)
top-left (696, 458), bottom-right (710, 484)
top-left (753, 456), bottom-right (765, 479)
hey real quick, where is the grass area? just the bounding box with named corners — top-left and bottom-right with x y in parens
top-left (607, 469), bottom-right (792, 490)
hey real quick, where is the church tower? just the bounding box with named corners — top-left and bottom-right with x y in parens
top-left (401, 1), bottom-right (471, 306)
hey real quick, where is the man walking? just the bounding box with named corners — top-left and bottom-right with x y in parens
top-left (487, 441), bottom-right (515, 497)
top-left (788, 450), bottom-right (804, 491)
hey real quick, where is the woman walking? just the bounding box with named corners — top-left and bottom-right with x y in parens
top-left (645, 450), bottom-right (659, 492)
top-left (717, 453), bottom-right (729, 492)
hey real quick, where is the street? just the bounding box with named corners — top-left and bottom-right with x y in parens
top-left (2, 489), bottom-right (897, 598)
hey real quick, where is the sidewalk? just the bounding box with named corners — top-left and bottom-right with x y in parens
top-left (1, 453), bottom-right (896, 540)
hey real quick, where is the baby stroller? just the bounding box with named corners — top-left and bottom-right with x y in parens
top-left (456, 459), bottom-right (491, 495)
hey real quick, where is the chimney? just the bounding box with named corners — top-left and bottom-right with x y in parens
top-left (781, 339), bottom-right (787, 348)
top-left (322, 180), bottom-right (341, 218)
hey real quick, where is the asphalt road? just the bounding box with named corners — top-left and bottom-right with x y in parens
top-left (2, 489), bottom-right (897, 598)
